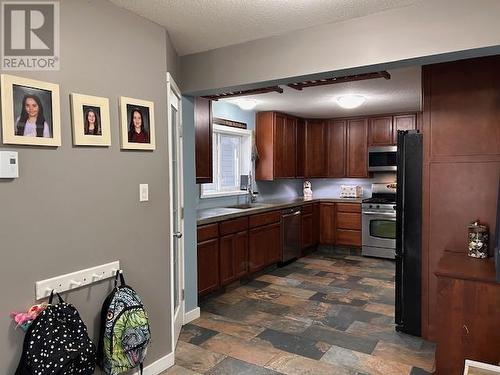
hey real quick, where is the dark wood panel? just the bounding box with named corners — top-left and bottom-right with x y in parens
top-left (336, 212), bottom-right (361, 230)
top-left (249, 210), bottom-right (281, 228)
top-left (347, 118), bottom-right (368, 178)
top-left (197, 238), bottom-right (219, 296)
top-left (248, 222), bottom-right (281, 272)
top-left (219, 231), bottom-right (248, 286)
top-left (273, 113), bottom-right (286, 178)
top-left (195, 97), bottom-right (213, 183)
top-left (301, 213), bottom-right (313, 249)
top-left (393, 114), bottom-right (416, 144)
top-left (305, 119), bottom-right (327, 177)
top-left (197, 223), bottom-right (219, 242)
top-left (313, 203), bottom-right (320, 246)
top-left (283, 116), bottom-right (297, 178)
top-left (320, 203), bottom-right (335, 244)
top-left (369, 116), bottom-right (393, 146)
top-left (296, 118), bottom-right (306, 178)
top-left (302, 204), bottom-right (313, 215)
top-left (336, 202), bottom-right (361, 213)
top-left (336, 229), bottom-right (361, 247)
top-left (326, 120), bottom-right (347, 177)
top-left (219, 217), bottom-right (249, 236)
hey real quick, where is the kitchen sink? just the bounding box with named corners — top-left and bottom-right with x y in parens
top-left (224, 203), bottom-right (269, 210)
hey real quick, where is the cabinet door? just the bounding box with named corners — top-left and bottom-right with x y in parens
top-left (305, 119), bottom-right (327, 177)
top-left (296, 118), bottom-right (305, 178)
top-left (273, 114), bottom-right (286, 178)
top-left (301, 213), bottom-right (313, 249)
top-left (320, 203), bottom-right (336, 244)
top-left (313, 203), bottom-right (320, 246)
top-left (369, 116), bottom-right (393, 146)
top-left (283, 116), bottom-right (297, 178)
top-left (197, 238), bottom-right (219, 295)
top-left (220, 231), bottom-right (248, 286)
top-left (195, 97), bottom-right (213, 183)
top-left (249, 222), bottom-right (281, 272)
top-left (347, 119), bottom-right (368, 178)
top-left (326, 120), bottom-right (347, 177)
top-left (393, 114), bottom-right (416, 143)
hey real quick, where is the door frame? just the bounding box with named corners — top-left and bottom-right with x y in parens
top-left (167, 72), bottom-right (185, 349)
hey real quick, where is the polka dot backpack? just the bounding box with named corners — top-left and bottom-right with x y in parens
top-left (15, 291), bottom-right (96, 374)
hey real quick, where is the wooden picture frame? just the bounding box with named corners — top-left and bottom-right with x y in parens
top-left (70, 93), bottom-right (111, 146)
top-left (1, 74), bottom-right (61, 146)
top-left (119, 96), bottom-right (155, 150)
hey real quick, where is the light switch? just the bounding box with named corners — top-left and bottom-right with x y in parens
top-left (140, 184), bottom-right (149, 202)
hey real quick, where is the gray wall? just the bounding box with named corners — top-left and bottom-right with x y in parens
top-left (0, 0), bottom-right (174, 371)
top-left (180, 0), bottom-right (500, 94)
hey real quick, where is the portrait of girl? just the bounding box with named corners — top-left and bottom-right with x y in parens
top-left (127, 106), bottom-right (150, 143)
top-left (83, 106), bottom-right (101, 136)
top-left (14, 93), bottom-right (51, 138)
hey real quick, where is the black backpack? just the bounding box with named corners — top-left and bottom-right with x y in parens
top-left (15, 291), bottom-right (96, 375)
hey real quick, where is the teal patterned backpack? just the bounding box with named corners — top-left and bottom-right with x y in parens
top-left (97, 271), bottom-right (151, 374)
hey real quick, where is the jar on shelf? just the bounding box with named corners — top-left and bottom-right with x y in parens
top-left (468, 220), bottom-right (489, 259)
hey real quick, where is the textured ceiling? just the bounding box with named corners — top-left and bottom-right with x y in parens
top-left (109, 0), bottom-right (422, 56)
top-left (223, 66), bottom-right (421, 118)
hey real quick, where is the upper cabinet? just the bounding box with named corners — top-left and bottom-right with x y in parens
top-left (347, 118), bottom-right (369, 178)
top-left (368, 113), bottom-right (416, 146)
top-left (326, 120), bottom-right (347, 178)
top-left (256, 112), bottom-right (297, 180)
top-left (305, 119), bottom-right (327, 178)
top-left (195, 97), bottom-right (213, 184)
top-left (296, 118), bottom-right (306, 178)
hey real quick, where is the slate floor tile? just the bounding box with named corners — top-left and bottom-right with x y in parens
top-left (175, 341), bottom-right (226, 373)
top-left (206, 357), bottom-right (283, 375)
top-left (179, 323), bottom-right (218, 346)
top-left (257, 328), bottom-right (330, 360)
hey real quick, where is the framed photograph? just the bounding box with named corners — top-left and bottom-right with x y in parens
top-left (70, 93), bottom-right (111, 146)
top-left (119, 96), bottom-right (155, 150)
top-left (1, 74), bottom-right (61, 146)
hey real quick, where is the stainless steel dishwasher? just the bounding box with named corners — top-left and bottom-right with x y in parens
top-left (281, 207), bottom-right (302, 262)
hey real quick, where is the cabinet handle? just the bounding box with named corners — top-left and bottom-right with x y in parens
top-left (463, 324), bottom-right (469, 335)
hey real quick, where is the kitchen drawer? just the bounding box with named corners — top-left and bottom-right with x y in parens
top-left (336, 229), bottom-right (362, 246)
top-left (336, 203), bottom-right (361, 213)
top-left (302, 204), bottom-right (313, 214)
top-left (220, 217), bottom-right (249, 236)
top-left (336, 212), bottom-right (361, 230)
top-left (197, 223), bottom-right (219, 242)
top-left (249, 210), bottom-right (281, 228)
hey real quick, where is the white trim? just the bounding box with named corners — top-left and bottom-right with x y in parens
top-left (200, 190), bottom-right (247, 199)
top-left (184, 307), bottom-right (201, 324)
top-left (464, 359), bottom-right (500, 374)
top-left (213, 124), bottom-right (252, 136)
top-left (133, 352), bottom-right (175, 375)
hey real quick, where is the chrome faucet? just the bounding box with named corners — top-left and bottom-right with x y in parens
top-left (247, 171), bottom-right (257, 204)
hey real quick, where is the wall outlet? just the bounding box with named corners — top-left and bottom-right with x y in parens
top-left (140, 184), bottom-right (149, 202)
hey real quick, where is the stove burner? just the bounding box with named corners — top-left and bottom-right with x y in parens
top-left (362, 197), bottom-right (396, 204)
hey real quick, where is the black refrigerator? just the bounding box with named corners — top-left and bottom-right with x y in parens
top-left (395, 130), bottom-right (422, 336)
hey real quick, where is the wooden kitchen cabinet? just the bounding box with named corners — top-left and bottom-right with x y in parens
top-left (197, 238), bottom-right (219, 296)
top-left (320, 203), bottom-right (336, 244)
top-left (369, 116), bottom-right (393, 146)
top-left (301, 204), bottom-right (314, 249)
top-left (195, 97), bottom-right (213, 184)
top-left (296, 118), bottom-right (306, 178)
top-left (347, 118), bottom-right (369, 178)
top-left (256, 112), bottom-right (297, 180)
top-left (249, 221), bottom-right (281, 272)
top-left (305, 119), bottom-right (327, 178)
top-left (393, 114), bottom-right (416, 143)
top-left (335, 203), bottom-right (362, 247)
top-left (326, 120), bottom-right (347, 177)
top-left (313, 203), bottom-right (320, 246)
top-left (219, 230), bottom-right (248, 286)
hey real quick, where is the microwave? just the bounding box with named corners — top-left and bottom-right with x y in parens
top-left (368, 146), bottom-right (397, 172)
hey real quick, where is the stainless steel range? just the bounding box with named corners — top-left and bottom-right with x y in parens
top-left (362, 183), bottom-right (397, 259)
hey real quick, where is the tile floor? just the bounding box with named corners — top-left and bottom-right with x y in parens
top-left (162, 246), bottom-right (435, 375)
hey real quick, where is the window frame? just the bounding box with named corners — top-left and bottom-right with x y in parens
top-left (200, 124), bottom-right (252, 199)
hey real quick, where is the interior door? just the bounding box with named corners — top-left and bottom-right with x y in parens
top-left (167, 73), bottom-right (184, 347)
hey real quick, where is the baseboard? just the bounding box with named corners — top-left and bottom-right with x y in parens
top-left (184, 307), bottom-right (200, 324)
top-left (133, 351), bottom-right (175, 375)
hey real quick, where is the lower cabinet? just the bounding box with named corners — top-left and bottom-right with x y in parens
top-left (249, 222), bottom-right (281, 273)
top-left (220, 230), bottom-right (248, 286)
top-left (335, 203), bottom-right (362, 247)
top-left (197, 238), bottom-right (219, 296)
top-left (320, 203), bottom-right (336, 244)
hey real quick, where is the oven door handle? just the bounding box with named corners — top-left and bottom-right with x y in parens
top-left (362, 211), bottom-right (396, 217)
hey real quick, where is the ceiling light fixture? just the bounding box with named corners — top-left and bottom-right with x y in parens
top-left (229, 98), bottom-right (258, 111)
top-left (336, 95), bottom-right (366, 109)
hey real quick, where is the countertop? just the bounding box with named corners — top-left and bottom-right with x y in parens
top-left (197, 196), bottom-right (363, 225)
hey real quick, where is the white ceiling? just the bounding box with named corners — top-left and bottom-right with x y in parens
top-left (223, 66), bottom-right (422, 118)
top-left (110, 0), bottom-right (422, 56)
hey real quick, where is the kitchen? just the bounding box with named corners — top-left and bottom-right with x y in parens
top-left (188, 66), bottom-right (429, 374)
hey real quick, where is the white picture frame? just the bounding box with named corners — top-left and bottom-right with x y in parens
top-left (464, 360), bottom-right (500, 375)
top-left (70, 93), bottom-right (111, 146)
top-left (119, 96), bottom-right (156, 150)
top-left (1, 74), bottom-right (61, 146)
